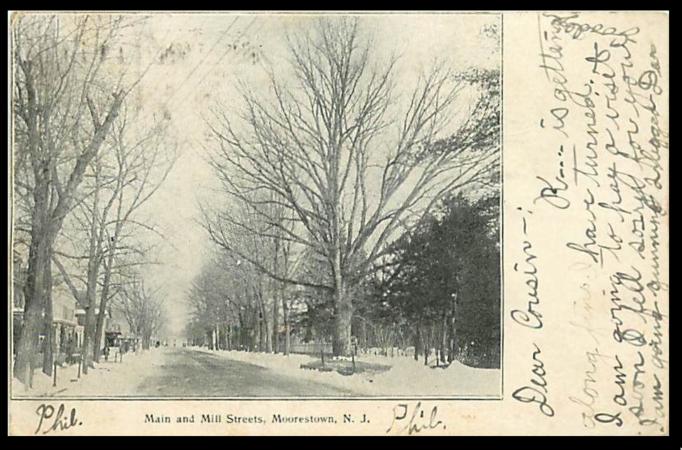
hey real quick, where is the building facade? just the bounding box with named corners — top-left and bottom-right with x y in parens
top-left (51, 284), bottom-right (83, 363)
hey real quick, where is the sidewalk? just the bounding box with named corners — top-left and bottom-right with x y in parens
top-left (11, 348), bottom-right (166, 397)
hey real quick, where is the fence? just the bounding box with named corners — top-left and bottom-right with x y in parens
top-left (288, 343), bottom-right (407, 357)
top-left (288, 342), bottom-right (332, 355)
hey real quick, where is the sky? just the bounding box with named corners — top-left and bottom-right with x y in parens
top-left (123, 12), bottom-right (501, 338)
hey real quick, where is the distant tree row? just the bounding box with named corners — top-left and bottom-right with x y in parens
top-left (187, 191), bottom-right (500, 368)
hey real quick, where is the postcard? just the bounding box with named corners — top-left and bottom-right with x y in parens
top-left (7, 10), bottom-right (668, 436)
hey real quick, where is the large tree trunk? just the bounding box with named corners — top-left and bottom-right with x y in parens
top-left (14, 160), bottom-right (54, 383)
top-left (80, 287), bottom-right (97, 374)
top-left (330, 166), bottom-right (352, 357)
top-left (14, 211), bottom-right (54, 382)
top-left (93, 303), bottom-right (107, 363)
top-left (42, 262), bottom-right (54, 377)
top-left (81, 179), bottom-right (101, 374)
top-left (332, 283), bottom-right (352, 357)
top-left (15, 284), bottom-right (43, 384)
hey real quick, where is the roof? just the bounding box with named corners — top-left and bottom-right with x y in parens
top-left (53, 318), bottom-right (78, 327)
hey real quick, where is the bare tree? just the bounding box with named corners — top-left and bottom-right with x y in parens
top-left (91, 106), bottom-right (175, 363)
top-left (11, 14), bottom-right (145, 381)
top-left (199, 193), bottom-right (307, 354)
top-left (116, 276), bottom-right (165, 350)
top-left (51, 126), bottom-right (173, 370)
top-left (188, 254), bottom-right (237, 350)
top-left (202, 18), bottom-right (499, 356)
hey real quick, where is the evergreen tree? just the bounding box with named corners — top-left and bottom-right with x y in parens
top-left (377, 192), bottom-right (500, 367)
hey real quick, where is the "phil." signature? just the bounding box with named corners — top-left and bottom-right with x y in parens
top-left (386, 402), bottom-right (445, 435)
top-left (35, 403), bottom-right (82, 435)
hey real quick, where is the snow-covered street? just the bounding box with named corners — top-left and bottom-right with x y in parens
top-left (12, 346), bottom-right (500, 398)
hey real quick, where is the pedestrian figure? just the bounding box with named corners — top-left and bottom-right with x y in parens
top-left (66, 336), bottom-right (75, 364)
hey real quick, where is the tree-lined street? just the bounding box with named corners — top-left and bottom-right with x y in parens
top-left (14, 344), bottom-right (499, 398)
top-left (11, 13), bottom-right (502, 397)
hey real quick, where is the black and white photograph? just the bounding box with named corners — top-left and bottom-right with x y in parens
top-left (9, 12), bottom-right (502, 399)
top-left (6, 9), bottom-right (671, 438)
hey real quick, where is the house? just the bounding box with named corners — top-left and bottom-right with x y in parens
top-left (11, 253), bottom-right (86, 363)
top-left (51, 283), bottom-right (83, 362)
top-left (11, 250), bottom-right (26, 354)
top-left (74, 292), bottom-right (109, 353)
